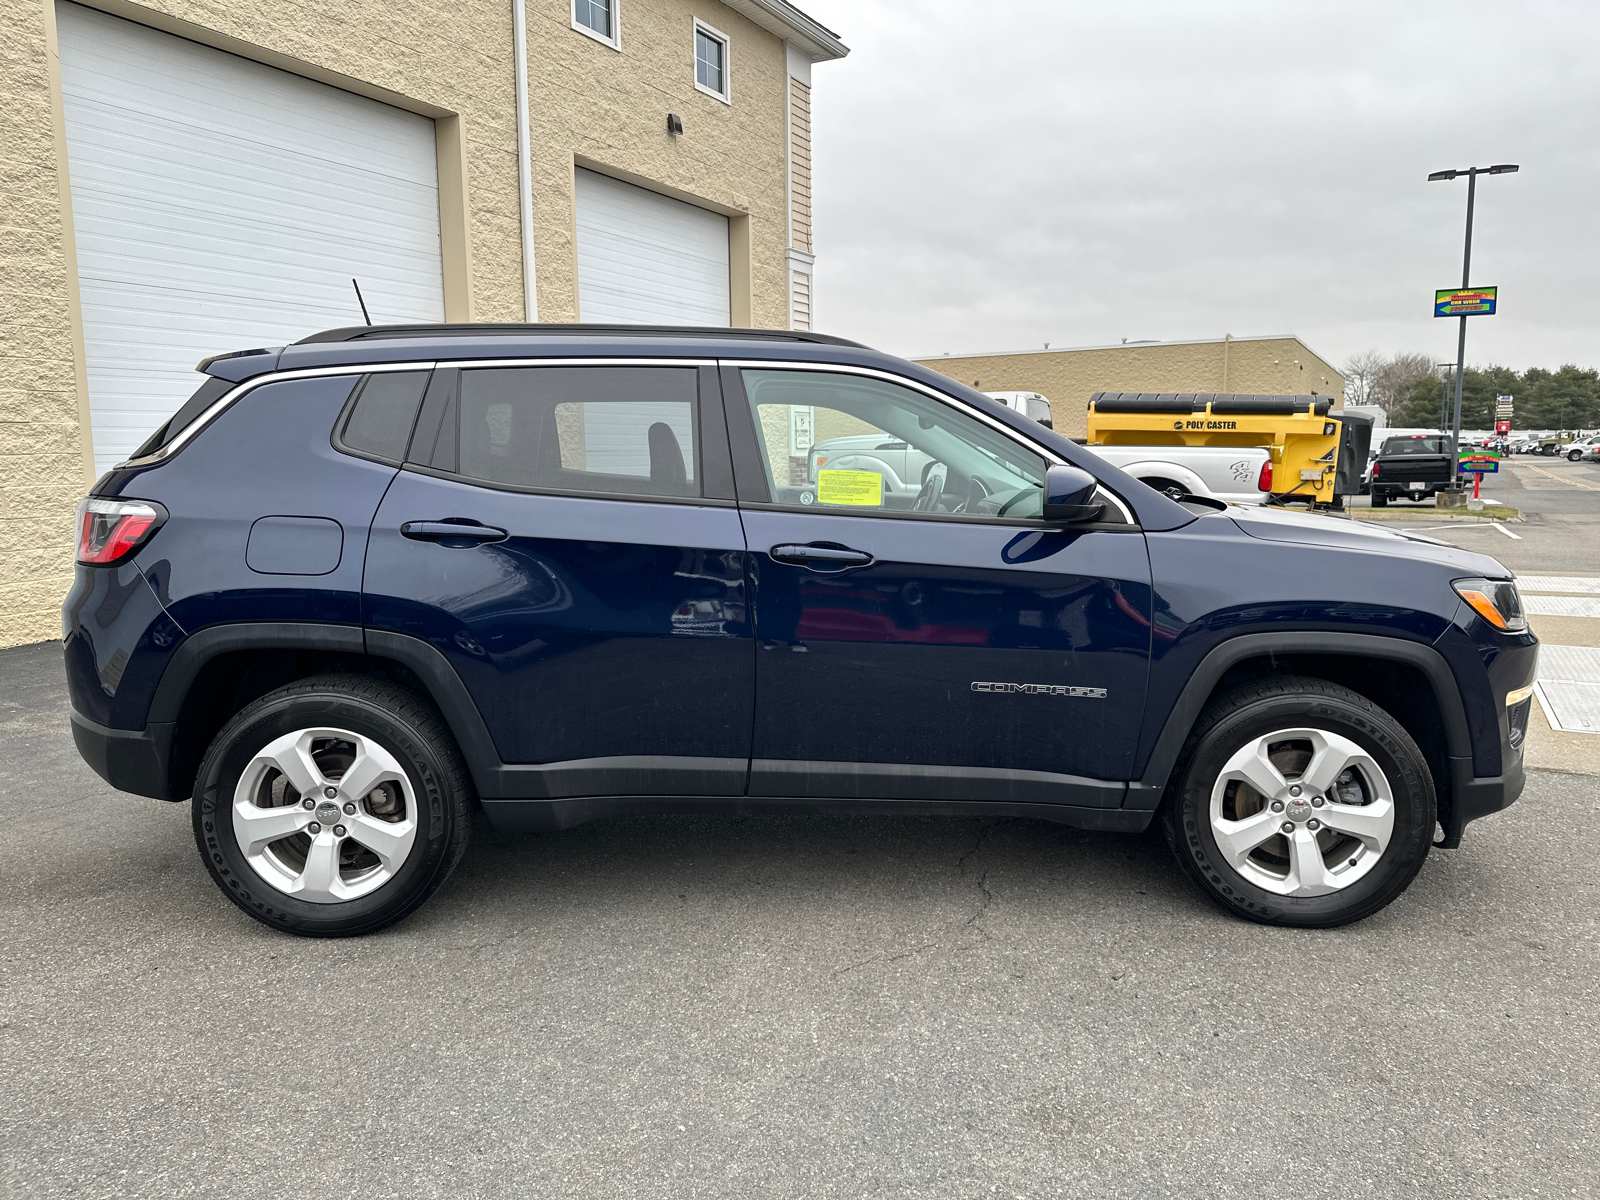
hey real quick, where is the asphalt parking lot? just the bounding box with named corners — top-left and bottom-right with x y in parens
top-left (4, 633), bottom-right (1599, 1198)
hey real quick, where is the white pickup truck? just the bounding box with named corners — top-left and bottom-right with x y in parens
top-left (1079, 444), bottom-right (1272, 506)
top-left (806, 431), bottom-right (1273, 509)
top-left (976, 393), bottom-right (1272, 505)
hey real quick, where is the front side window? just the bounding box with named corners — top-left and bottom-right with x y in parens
top-left (739, 370), bottom-right (1048, 519)
top-left (425, 367), bottom-right (699, 499)
top-left (573, 0), bottom-right (616, 45)
top-left (695, 23), bottom-right (729, 100)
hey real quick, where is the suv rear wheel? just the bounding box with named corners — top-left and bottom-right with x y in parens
top-left (191, 675), bottom-right (473, 937)
top-left (1161, 677), bottom-right (1435, 927)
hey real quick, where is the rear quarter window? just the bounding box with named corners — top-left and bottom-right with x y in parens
top-left (335, 371), bottom-right (432, 463)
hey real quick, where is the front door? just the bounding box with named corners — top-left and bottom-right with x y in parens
top-left (363, 363), bottom-right (752, 797)
top-left (724, 366), bottom-right (1152, 809)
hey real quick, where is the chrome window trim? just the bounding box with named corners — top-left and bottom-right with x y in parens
top-left (724, 359), bottom-right (1138, 525)
top-left (111, 357), bottom-right (717, 470)
top-left (114, 354), bottom-right (1136, 525)
top-left (445, 357), bottom-right (719, 370)
top-left (114, 362), bottom-right (438, 469)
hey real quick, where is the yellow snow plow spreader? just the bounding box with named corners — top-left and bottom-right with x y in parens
top-left (1086, 392), bottom-right (1370, 508)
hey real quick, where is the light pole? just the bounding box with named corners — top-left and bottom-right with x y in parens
top-left (1428, 163), bottom-right (1518, 487)
top-left (1437, 363), bottom-right (1455, 433)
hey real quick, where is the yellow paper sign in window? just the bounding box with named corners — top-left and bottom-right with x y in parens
top-left (816, 468), bottom-right (883, 507)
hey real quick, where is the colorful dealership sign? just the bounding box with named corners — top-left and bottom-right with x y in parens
top-left (1435, 287), bottom-right (1497, 317)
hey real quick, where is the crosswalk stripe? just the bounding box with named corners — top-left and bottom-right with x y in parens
top-left (1517, 576), bottom-right (1600, 595)
top-left (1524, 596), bottom-right (1600, 618)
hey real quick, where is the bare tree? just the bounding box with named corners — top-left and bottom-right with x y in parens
top-left (1345, 351), bottom-right (1445, 418)
top-left (1343, 350), bottom-right (1387, 407)
top-left (1373, 353), bottom-right (1442, 418)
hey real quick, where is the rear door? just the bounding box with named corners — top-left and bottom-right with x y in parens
top-left (363, 361), bottom-right (753, 797)
top-left (724, 365), bottom-right (1154, 809)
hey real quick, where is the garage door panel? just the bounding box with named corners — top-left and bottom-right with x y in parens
top-left (575, 168), bottom-right (730, 327)
top-left (57, 2), bottom-right (445, 472)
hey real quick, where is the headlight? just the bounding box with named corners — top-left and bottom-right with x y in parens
top-left (1452, 577), bottom-right (1528, 632)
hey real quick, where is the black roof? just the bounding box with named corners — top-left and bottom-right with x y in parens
top-left (296, 323), bottom-right (868, 349)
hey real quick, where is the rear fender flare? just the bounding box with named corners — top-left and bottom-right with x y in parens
top-left (150, 622), bottom-right (506, 797)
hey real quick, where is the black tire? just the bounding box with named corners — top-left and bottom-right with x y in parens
top-left (1371, 490), bottom-right (1388, 507)
top-left (1161, 676), bottom-right (1435, 928)
top-left (1569, 450), bottom-right (1582, 461)
top-left (192, 675), bottom-right (474, 937)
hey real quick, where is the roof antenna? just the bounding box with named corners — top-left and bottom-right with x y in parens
top-left (351, 278), bottom-right (372, 326)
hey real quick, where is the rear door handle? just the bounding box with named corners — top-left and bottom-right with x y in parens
top-left (769, 542), bottom-right (874, 571)
top-left (400, 520), bottom-right (508, 543)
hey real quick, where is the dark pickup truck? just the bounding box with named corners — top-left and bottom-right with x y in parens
top-left (1370, 435), bottom-right (1455, 506)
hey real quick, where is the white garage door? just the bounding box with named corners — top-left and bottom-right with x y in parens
top-left (575, 169), bottom-right (730, 327)
top-left (56, 2), bottom-right (445, 472)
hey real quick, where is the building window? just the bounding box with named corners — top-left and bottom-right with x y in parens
top-left (573, 0), bottom-right (619, 48)
top-left (694, 20), bottom-right (730, 102)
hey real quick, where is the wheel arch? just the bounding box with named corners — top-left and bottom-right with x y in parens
top-left (1128, 633), bottom-right (1472, 825)
top-left (152, 623), bottom-right (503, 803)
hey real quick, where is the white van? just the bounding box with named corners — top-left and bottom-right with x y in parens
top-left (984, 391), bottom-right (1053, 428)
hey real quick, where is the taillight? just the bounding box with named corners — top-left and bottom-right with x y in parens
top-left (1371, 462), bottom-right (1380, 478)
top-left (76, 497), bottom-right (167, 565)
top-left (1256, 460), bottom-right (1272, 491)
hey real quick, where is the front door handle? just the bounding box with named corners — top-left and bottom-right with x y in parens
top-left (400, 520), bottom-right (508, 543)
top-left (769, 542), bottom-right (874, 571)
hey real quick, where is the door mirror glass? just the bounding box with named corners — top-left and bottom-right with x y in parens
top-left (1042, 464), bottom-right (1103, 523)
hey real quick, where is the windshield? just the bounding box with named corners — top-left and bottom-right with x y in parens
top-left (1382, 436), bottom-right (1450, 456)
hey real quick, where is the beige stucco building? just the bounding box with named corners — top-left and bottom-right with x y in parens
top-left (0, 0), bottom-right (843, 647)
top-left (917, 335), bottom-right (1346, 439)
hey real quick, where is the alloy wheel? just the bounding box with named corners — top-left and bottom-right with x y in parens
top-left (232, 727), bottom-right (417, 902)
top-left (1208, 727), bottom-right (1395, 897)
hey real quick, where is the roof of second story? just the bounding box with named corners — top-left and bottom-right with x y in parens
top-left (721, 0), bottom-right (848, 61)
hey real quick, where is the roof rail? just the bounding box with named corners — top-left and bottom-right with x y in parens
top-left (294, 323), bottom-right (869, 349)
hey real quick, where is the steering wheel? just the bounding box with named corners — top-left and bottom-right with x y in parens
top-left (996, 486), bottom-right (1040, 517)
top-left (914, 462), bottom-right (947, 513)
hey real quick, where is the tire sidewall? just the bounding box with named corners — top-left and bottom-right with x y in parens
top-left (193, 689), bottom-right (454, 935)
top-left (1171, 691), bottom-right (1435, 926)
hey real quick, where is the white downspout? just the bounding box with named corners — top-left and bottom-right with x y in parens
top-left (512, 0), bottom-right (538, 320)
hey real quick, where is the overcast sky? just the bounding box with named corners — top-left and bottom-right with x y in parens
top-left (797, 0), bottom-right (1599, 374)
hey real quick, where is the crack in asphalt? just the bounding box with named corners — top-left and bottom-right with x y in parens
top-left (958, 818), bottom-right (1016, 938)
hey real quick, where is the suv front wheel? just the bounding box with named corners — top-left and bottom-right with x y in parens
top-left (192, 676), bottom-right (473, 937)
top-left (1162, 677), bottom-right (1436, 927)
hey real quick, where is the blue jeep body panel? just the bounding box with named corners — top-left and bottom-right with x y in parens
top-left (65, 325), bottom-right (1535, 846)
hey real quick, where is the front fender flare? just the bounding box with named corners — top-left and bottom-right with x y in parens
top-left (1123, 631), bottom-right (1473, 811)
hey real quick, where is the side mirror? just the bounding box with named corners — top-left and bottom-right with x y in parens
top-left (1042, 464), bottom-right (1103, 523)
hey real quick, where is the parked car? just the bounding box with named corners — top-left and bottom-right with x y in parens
top-left (1566, 435), bottom-right (1600, 461)
top-left (1369, 434), bottom-right (1455, 506)
top-left (66, 323), bottom-right (1535, 936)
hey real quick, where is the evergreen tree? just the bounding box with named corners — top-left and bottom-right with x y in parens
top-left (1343, 353), bottom-right (1600, 431)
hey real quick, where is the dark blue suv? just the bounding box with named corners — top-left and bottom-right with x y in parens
top-left (65, 324), bottom-right (1537, 936)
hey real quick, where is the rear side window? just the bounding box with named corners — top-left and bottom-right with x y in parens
top-left (437, 367), bottom-right (700, 498)
top-left (337, 371), bottom-right (431, 462)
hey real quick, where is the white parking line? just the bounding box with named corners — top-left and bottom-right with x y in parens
top-left (1492, 522), bottom-right (1521, 540)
